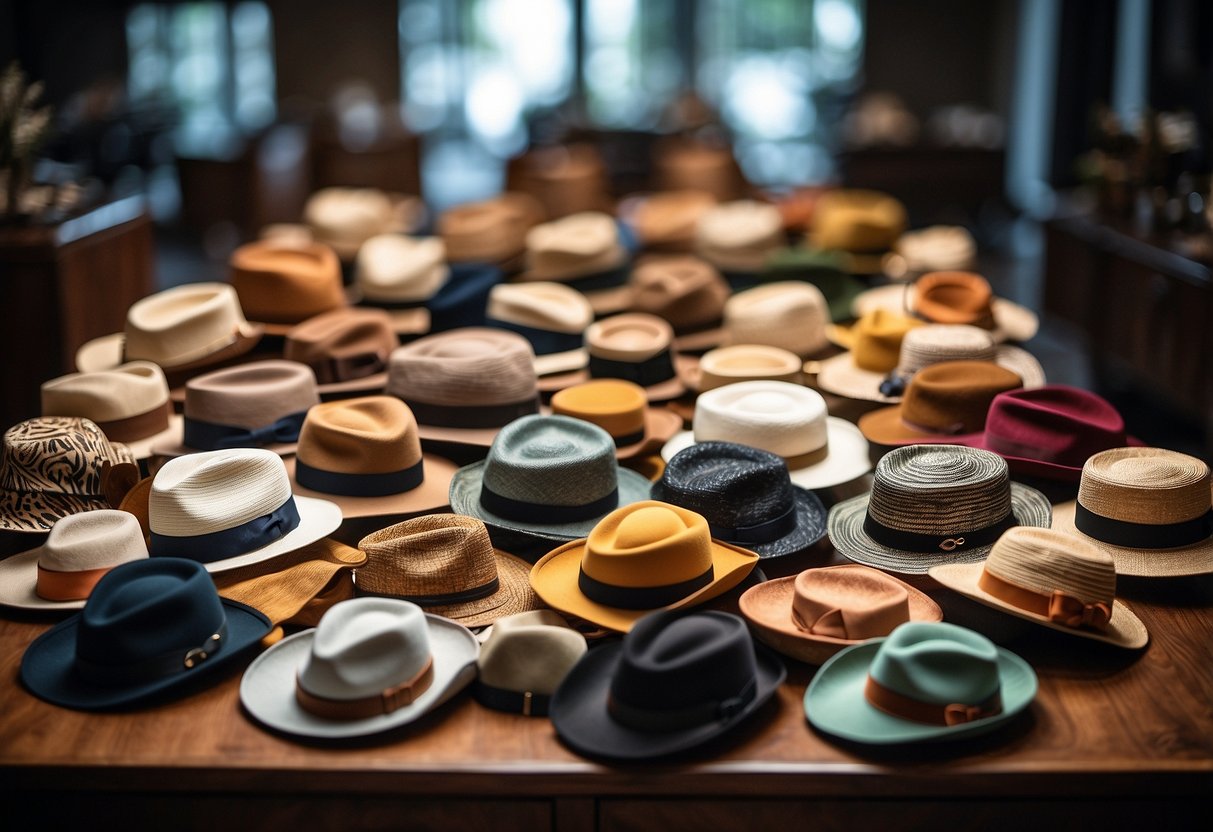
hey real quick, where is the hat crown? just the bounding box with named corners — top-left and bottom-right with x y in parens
top-left (792, 565), bottom-right (911, 640)
top-left (724, 281), bottom-right (829, 356)
top-left (284, 308), bottom-right (399, 367)
top-left (299, 597), bottom-right (432, 700)
top-left (305, 187), bottom-right (393, 238)
top-left (985, 527), bottom-right (1116, 606)
top-left (897, 324), bottom-right (999, 374)
top-left (39, 509), bottom-right (148, 573)
top-left (983, 386), bottom-right (1128, 465)
top-left (41, 361), bottom-right (170, 423)
top-left (581, 501), bottom-right (714, 588)
top-left (697, 200), bottom-right (782, 246)
top-left (487, 282), bottom-right (594, 334)
top-left (851, 311), bottom-right (921, 373)
top-left (586, 313), bottom-right (673, 361)
top-left (550, 380), bottom-right (647, 439)
top-left (478, 610), bottom-right (587, 694)
top-left (869, 622), bottom-right (1001, 707)
top-left (357, 514), bottom-right (499, 599)
top-left (696, 345), bottom-right (802, 391)
top-left (124, 282), bottom-right (252, 366)
top-left (630, 256), bottom-right (728, 329)
top-left (868, 445), bottom-right (1013, 536)
top-left (356, 234), bottom-right (447, 299)
top-left (297, 396), bottom-right (421, 475)
top-left (75, 557), bottom-right (227, 671)
top-left (387, 328), bottom-right (538, 408)
top-left (231, 241), bottom-right (345, 324)
top-left (483, 415), bottom-right (619, 507)
top-left (0, 417), bottom-right (133, 498)
top-left (150, 448), bottom-right (292, 537)
top-left (897, 226), bottom-right (977, 272)
top-left (898, 360), bottom-right (1023, 434)
top-left (1078, 447), bottom-right (1211, 525)
top-left (527, 211), bottom-right (618, 256)
top-left (914, 271), bottom-right (995, 327)
top-left (653, 442), bottom-right (798, 531)
top-left (693, 381), bottom-right (829, 459)
top-left (184, 360), bottom-right (320, 430)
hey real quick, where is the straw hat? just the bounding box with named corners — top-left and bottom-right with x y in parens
top-left (0, 417), bottom-right (135, 533)
top-left (354, 234), bottom-right (449, 335)
top-left (439, 193), bottom-right (542, 265)
top-left (239, 597), bottom-right (479, 739)
top-left (683, 344), bottom-right (803, 393)
top-left (509, 143), bottom-right (611, 219)
top-left (74, 282), bottom-right (263, 380)
top-left (41, 361), bottom-right (183, 459)
top-left (628, 255), bottom-right (730, 353)
top-left (828, 444), bottom-right (1052, 574)
top-left (1051, 447), bottom-right (1213, 577)
top-left (284, 396), bottom-right (457, 519)
top-left (530, 501), bottom-right (760, 633)
top-left (304, 187), bottom-right (398, 258)
top-left (624, 190), bottom-right (717, 251)
top-left (815, 311), bottom-right (924, 403)
top-left (857, 361), bottom-right (1024, 446)
top-left (804, 621), bottom-right (1037, 744)
top-left (739, 564), bottom-right (943, 665)
top-left (809, 189), bottom-right (907, 274)
top-left (722, 281), bottom-right (831, 358)
top-left (22, 558), bottom-right (272, 711)
top-left (0, 510), bottom-right (149, 611)
top-left (663, 381), bottom-right (871, 491)
top-left (930, 527), bottom-right (1148, 649)
top-left (886, 225), bottom-right (977, 279)
top-left (230, 240), bottom-right (347, 335)
top-left (583, 313), bottom-right (688, 402)
top-left (385, 328), bottom-right (540, 448)
top-left (283, 308), bottom-right (400, 399)
top-left (549, 610), bottom-right (784, 760)
top-left (449, 414), bottom-right (653, 543)
top-left (154, 360), bottom-right (321, 458)
top-left (653, 441), bottom-right (828, 559)
top-left (148, 447), bottom-right (342, 573)
top-left (485, 282), bottom-right (593, 376)
top-left (695, 200), bottom-right (785, 273)
top-left (474, 610), bottom-right (587, 716)
top-left (654, 139), bottom-right (746, 200)
top-left (550, 379), bottom-right (682, 460)
top-left (760, 249), bottom-right (867, 322)
top-left (852, 273), bottom-right (1040, 343)
top-left (520, 211), bottom-right (628, 283)
top-left (868, 324), bottom-right (1046, 398)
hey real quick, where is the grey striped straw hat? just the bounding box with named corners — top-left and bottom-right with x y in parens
top-left (828, 444), bottom-right (1051, 574)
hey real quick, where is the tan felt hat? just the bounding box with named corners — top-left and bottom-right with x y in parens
top-left (550, 379), bottom-right (683, 461)
top-left (230, 240), bottom-right (347, 334)
top-left (485, 281), bottom-right (593, 376)
top-left (283, 307), bottom-right (400, 398)
top-left (474, 610), bottom-right (587, 716)
top-left (723, 281), bottom-right (831, 358)
top-left (353, 234), bottom-right (449, 335)
top-left (695, 200), bottom-right (785, 273)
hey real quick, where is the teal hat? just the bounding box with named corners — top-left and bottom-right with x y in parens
top-left (804, 621), bottom-right (1037, 744)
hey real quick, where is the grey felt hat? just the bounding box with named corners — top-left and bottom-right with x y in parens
top-left (448, 414), bottom-right (653, 543)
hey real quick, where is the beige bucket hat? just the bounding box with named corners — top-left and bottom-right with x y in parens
top-left (354, 234), bottom-right (449, 335)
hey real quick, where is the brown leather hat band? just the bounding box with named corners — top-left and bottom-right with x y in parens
top-left (864, 675), bottom-right (1002, 726)
top-left (295, 657), bottom-right (434, 720)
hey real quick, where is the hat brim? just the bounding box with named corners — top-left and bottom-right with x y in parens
top-left (850, 284), bottom-right (1040, 344)
top-left (0, 491), bottom-right (119, 534)
top-left (0, 548), bottom-right (145, 612)
top-left (661, 417), bottom-right (871, 492)
top-left (238, 613), bottom-right (479, 739)
top-left (284, 453), bottom-right (458, 519)
top-left (449, 464), bottom-right (654, 542)
top-left (529, 538), bottom-right (760, 634)
top-left (538, 364), bottom-right (691, 404)
top-left (672, 326), bottom-right (725, 355)
top-left (1050, 499), bottom-right (1213, 578)
top-left (614, 407), bottom-right (684, 461)
top-left (351, 304), bottom-right (432, 337)
top-left (549, 635), bottom-right (784, 760)
top-left (533, 349), bottom-right (590, 377)
top-left (75, 325), bottom-right (265, 375)
top-left (814, 354), bottom-right (901, 404)
top-left (738, 565), bottom-right (943, 664)
top-left (803, 636), bottom-right (1038, 744)
top-left (827, 483), bottom-right (1053, 574)
top-left (927, 561), bottom-right (1149, 649)
top-left (585, 285), bottom-right (634, 317)
top-left (20, 597), bottom-right (271, 711)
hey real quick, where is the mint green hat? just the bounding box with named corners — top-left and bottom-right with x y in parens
top-left (804, 621), bottom-right (1037, 744)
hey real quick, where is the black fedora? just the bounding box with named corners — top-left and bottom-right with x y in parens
top-left (651, 441), bottom-right (828, 558)
top-left (549, 609), bottom-right (785, 760)
top-left (21, 557), bottom-right (271, 710)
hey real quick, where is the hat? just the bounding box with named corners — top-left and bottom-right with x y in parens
top-left (949, 386), bottom-right (1141, 481)
top-left (355, 514), bottom-right (540, 629)
top-left (353, 234), bottom-right (449, 335)
top-left (584, 313), bottom-right (688, 402)
top-left (815, 311), bottom-right (925, 403)
top-left (530, 501), bottom-right (759, 633)
top-left (886, 225), bottom-right (977, 279)
top-left (284, 396), bottom-right (457, 518)
top-left (628, 255), bottom-right (730, 353)
top-left (40, 361), bottom-right (183, 459)
top-left (1051, 447), bottom-right (1213, 577)
top-left (230, 241), bottom-right (347, 335)
top-left (624, 190), bottom-right (717, 251)
top-left (385, 328), bottom-right (540, 448)
top-left (549, 609), bottom-right (784, 759)
top-left (283, 308), bottom-right (400, 399)
top-left (149, 448), bottom-right (341, 573)
top-left (550, 379), bottom-right (682, 460)
top-left (828, 444), bottom-right (1052, 574)
top-left (739, 564), bottom-right (943, 665)
top-left (809, 189), bottom-right (907, 273)
top-left (509, 143), bottom-right (611, 219)
top-left (652, 441), bottom-right (828, 558)
top-left (153, 360), bottom-right (321, 457)
top-left (426, 261), bottom-right (506, 333)
top-left (852, 274), bottom-right (1040, 343)
top-left (485, 282), bottom-right (593, 376)
top-left (21, 557), bottom-right (272, 710)
top-left (683, 344), bottom-right (803, 393)
top-left (930, 527), bottom-right (1148, 649)
top-left (449, 414), bottom-right (653, 543)
top-left (760, 249), bottom-right (867, 321)
top-left (663, 381), bottom-right (871, 491)
top-left (474, 610), bottom-right (587, 716)
top-left (0, 417), bottom-right (135, 533)
top-left (804, 621), bottom-right (1038, 744)
top-left (74, 282), bottom-right (263, 379)
top-left (519, 211), bottom-right (628, 286)
top-left (857, 361), bottom-right (1024, 446)
top-left (439, 193), bottom-right (541, 264)
top-left (722, 282), bottom-right (830, 358)
top-left (239, 596), bottom-right (479, 739)
top-left (0, 510), bottom-right (149, 611)
top-left (304, 187), bottom-right (399, 258)
top-left (654, 138), bottom-right (745, 201)
top-left (695, 200), bottom-right (785, 274)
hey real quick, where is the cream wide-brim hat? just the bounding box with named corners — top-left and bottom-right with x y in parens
top-left (851, 283), bottom-right (1039, 344)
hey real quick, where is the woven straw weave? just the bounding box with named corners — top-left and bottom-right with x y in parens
top-left (387, 329), bottom-right (537, 406)
top-left (866, 445), bottom-right (1013, 536)
top-left (150, 448), bottom-right (293, 536)
top-left (481, 415), bottom-right (618, 506)
top-left (896, 325), bottom-right (999, 375)
top-left (358, 514), bottom-right (498, 599)
top-left (985, 527), bottom-right (1115, 604)
top-left (1078, 447), bottom-right (1210, 525)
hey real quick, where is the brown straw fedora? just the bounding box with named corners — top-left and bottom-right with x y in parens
top-left (356, 513), bottom-right (541, 628)
top-left (930, 527), bottom-right (1148, 649)
top-left (385, 328), bottom-right (540, 448)
top-left (694, 200), bottom-right (784, 273)
top-left (529, 500), bottom-right (760, 633)
top-left (284, 396), bottom-right (457, 519)
top-left (628, 255), bottom-right (731, 353)
top-left (852, 273), bottom-right (1040, 343)
top-left (550, 379), bottom-right (682, 460)
top-left (283, 307), bottom-right (400, 399)
top-left (354, 234), bottom-right (449, 335)
top-left (623, 189), bottom-right (717, 251)
top-left (230, 241), bottom-right (347, 335)
top-left (1051, 447), bottom-right (1213, 578)
top-left (739, 564), bottom-right (942, 665)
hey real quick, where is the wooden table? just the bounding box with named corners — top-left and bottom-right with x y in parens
top-left (1, 539), bottom-right (1210, 831)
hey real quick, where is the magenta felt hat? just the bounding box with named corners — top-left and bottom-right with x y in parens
top-left (951, 386), bottom-right (1141, 481)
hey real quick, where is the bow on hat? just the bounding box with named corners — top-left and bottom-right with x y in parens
top-left (187, 412), bottom-right (308, 451)
top-left (943, 702), bottom-right (1000, 726)
top-left (1047, 591), bottom-right (1112, 632)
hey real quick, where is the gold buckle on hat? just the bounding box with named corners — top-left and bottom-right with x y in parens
top-left (184, 632), bottom-right (223, 669)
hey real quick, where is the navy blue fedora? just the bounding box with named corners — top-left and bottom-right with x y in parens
top-left (21, 557), bottom-right (271, 710)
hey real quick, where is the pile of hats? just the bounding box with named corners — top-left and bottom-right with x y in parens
top-left (3, 160), bottom-right (1208, 763)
